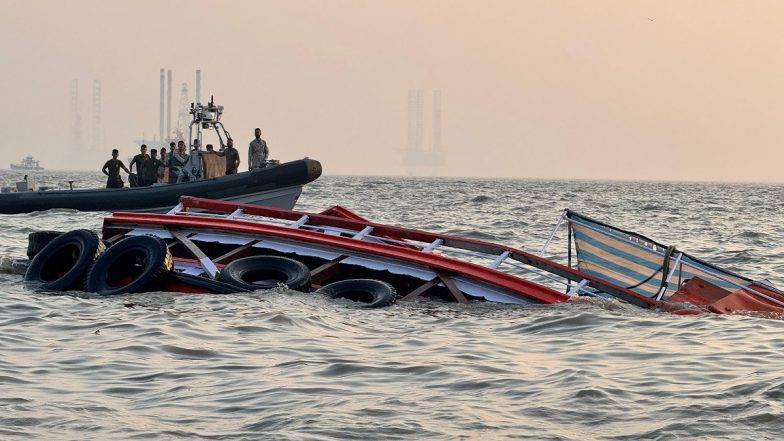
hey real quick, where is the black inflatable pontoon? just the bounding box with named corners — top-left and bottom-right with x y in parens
top-left (0, 158), bottom-right (321, 214)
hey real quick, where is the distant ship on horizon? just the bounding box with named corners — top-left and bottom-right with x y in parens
top-left (10, 156), bottom-right (44, 171)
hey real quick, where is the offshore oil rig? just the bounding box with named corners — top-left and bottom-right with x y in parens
top-left (134, 69), bottom-right (205, 150)
top-left (402, 89), bottom-right (445, 175)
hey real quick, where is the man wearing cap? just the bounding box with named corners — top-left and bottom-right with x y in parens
top-left (248, 128), bottom-right (269, 170)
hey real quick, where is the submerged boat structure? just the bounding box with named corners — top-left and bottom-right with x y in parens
top-left (0, 97), bottom-right (321, 214)
top-left (21, 197), bottom-right (784, 315)
top-left (554, 210), bottom-right (784, 314)
top-left (10, 156), bottom-right (43, 171)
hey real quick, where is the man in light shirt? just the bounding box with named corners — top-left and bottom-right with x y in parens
top-left (248, 128), bottom-right (269, 170)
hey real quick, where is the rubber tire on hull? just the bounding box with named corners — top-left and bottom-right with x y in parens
top-left (316, 279), bottom-right (397, 308)
top-left (219, 256), bottom-right (311, 292)
top-left (26, 231), bottom-right (63, 259)
top-left (84, 235), bottom-right (173, 296)
top-left (24, 229), bottom-right (105, 291)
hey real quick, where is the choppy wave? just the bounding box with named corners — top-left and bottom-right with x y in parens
top-left (2, 174), bottom-right (784, 439)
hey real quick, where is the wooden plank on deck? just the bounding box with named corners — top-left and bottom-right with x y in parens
top-left (437, 271), bottom-right (468, 303)
top-left (169, 228), bottom-right (219, 279)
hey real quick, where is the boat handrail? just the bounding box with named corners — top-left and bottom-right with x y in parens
top-left (112, 196), bottom-right (658, 307)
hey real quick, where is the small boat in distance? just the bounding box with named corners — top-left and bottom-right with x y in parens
top-left (10, 156), bottom-right (43, 171)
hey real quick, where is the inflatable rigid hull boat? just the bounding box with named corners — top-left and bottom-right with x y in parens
top-left (0, 159), bottom-right (322, 214)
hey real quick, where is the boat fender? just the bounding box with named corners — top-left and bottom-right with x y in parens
top-left (219, 256), bottom-right (311, 292)
top-left (24, 229), bottom-right (105, 291)
top-left (84, 235), bottom-right (173, 296)
top-left (316, 279), bottom-right (397, 308)
top-left (26, 231), bottom-right (64, 259)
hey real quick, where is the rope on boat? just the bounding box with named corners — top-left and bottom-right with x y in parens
top-left (623, 245), bottom-right (676, 290)
top-left (566, 216), bottom-right (784, 307)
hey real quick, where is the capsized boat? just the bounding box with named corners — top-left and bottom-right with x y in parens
top-left (100, 197), bottom-right (574, 305)
top-left (22, 197), bottom-right (784, 314)
top-left (24, 196), bottom-right (578, 305)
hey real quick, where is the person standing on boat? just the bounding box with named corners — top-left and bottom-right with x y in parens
top-left (102, 149), bottom-right (131, 189)
top-left (164, 142), bottom-right (176, 183)
top-left (141, 149), bottom-right (163, 186)
top-left (170, 141), bottom-right (189, 183)
top-left (248, 128), bottom-right (268, 170)
top-left (159, 146), bottom-right (169, 183)
top-left (129, 144), bottom-right (149, 175)
top-left (225, 138), bottom-right (240, 174)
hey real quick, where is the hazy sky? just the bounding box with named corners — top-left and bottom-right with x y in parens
top-left (1, 1), bottom-right (783, 181)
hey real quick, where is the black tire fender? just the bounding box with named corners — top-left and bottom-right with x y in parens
top-left (26, 231), bottom-right (63, 259)
top-left (316, 279), bottom-right (397, 308)
top-left (24, 229), bottom-right (105, 291)
top-left (219, 256), bottom-right (311, 292)
top-left (84, 235), bottom-right (173, 296)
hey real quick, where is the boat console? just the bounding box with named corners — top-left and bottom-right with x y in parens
top-left (189, 96), bottom-right (230, 148)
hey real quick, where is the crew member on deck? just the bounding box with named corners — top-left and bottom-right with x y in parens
top-left (164, 142), bottom-right (176, 183)
top-left (170, 141), bottom-right (189, 183)
top-left (159, 146), bottom-right (169, 183)
top-left (248, 128), bottom-right (268, 170)
top-left (102, 149), bottom-right (131, 188)
top-left (129, 144), bottom-right (149, 175)
top-left (141, 149), bottom-right (163, 186)
top-left (225, 138), bottom-right (240, 175)
top-left (128, 144), bottom-right (148, 187)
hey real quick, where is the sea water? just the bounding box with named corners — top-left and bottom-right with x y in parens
top-left (1, 171), bottom-right (783, 440)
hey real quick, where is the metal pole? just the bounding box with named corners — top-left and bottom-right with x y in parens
top-left (566, 222), bottom-right (572, 293)
top-left (655, 252), bottom-right (683, 301)
top-left (539, 211), bottom-right (567, 256)
top-left (166, 69), bottom-right (172, 141)
top-left (195, 69), bottom-right (201, 103)
top-left (159, 68), bottom-right (165, 142)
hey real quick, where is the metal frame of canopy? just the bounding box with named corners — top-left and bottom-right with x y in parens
top-left (540, 209), bottom-right (784, 309)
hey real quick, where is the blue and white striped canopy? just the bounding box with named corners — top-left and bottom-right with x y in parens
top-left (566, 210), bottom-right (750, 299)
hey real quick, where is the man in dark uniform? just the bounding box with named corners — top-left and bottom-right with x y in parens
top-left (224, 138), bottom-right (240, 174)
top-left (141, 148), bottom-right (163, 186)
top-left (129, 144), bottom-right (148, 175)
top-left (102, 149), bottom-right (131, 188)
top-left (128, 144), bottom-right (149, 187)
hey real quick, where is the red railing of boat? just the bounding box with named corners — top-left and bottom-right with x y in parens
top-left (104, 196), bottom-right (659, 308)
